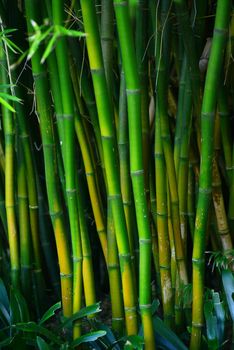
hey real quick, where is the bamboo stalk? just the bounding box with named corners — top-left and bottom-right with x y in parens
top-left (190, 1), bottom-right (231, 348)
top-left (25, 0), bottom-right (73, 318)
top-left (80, 0), bottom-right (138, 335)
top-left (52, 0), bottom-right (83, 337)
top-left (0, 39), bottom-right (19, 288)
top-left (113, 1), bottom-right (155, 347)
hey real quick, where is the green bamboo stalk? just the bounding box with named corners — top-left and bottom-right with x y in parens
top-left (118, 70), bottom-right (136, 268)
top-left (173, 0), bottom-right (201, 117)
top-left (0, 174), bottom-right (7, 235)
top-left (70, 63), bottom-right (108, 263)
top-left (52, 0), bottom-right (83, 337)
top-left (178, 72), bottom-right (192, 251)
top-left (17, 138), bottom-right (31, 301)
top-left (155, 1), bottom-right (188, 288)
top-left (0, 39), bottom-right (19, 288)
top-left (155, 104), bottom-right (174, 328)
top-left (107, 198), bottom-right (124, 335)
top-left (190, 1), bottom-right (231, 348)
top-left (212, 114), bottom-right (233, 252)
top-left (212, 159), bottom-right (233, 251)
top-left (70, 39), bottom-right (104, 173)
top-left (187, 164), bottom-right (195, 238)
top-left (218, 85), bottom-right (232, 185)
top-left (174, 56), bottom-right (187, 177)
top-left (25, 0), bottom-right (73, 318)
top-left (113, 1), bottom-right (155, 348)
top-left (80, 0), bottom-right (138, 335)
top-left (101, 0), bottom-right (114, 94)
top-left (135, 0), bottom-right (150, 198)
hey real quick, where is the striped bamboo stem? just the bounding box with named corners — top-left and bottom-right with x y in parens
top-left (70, 61), bottom-right (108, 263)
top-left (107, 198), bottom-right (124, 335)
top-left (80, 0), bottom-right (138, 335)
top-left (178, 72), bottom-right (192, 251)
top-left (114, 1), bottom-right (155, 348)
top-left (52, 0), bottom-right (83, 337)
top-left (25, 0), bottom-right (73, 318)
top-left (17, 139), bottom-right (31, 301)
top-left (0, 40), bottom-right (19, 288)
top-left (155, 103), bottom-right (174, 328)
top-left (190, 1), bottom-right (231, 348)
top-left (118, 70), bottom-right (136, 268)
top-left (155, 0), bottom-right (188, 288)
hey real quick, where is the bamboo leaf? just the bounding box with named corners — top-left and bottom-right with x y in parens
top-left (56, 26), bottom-right (86, 38)
top-left (0, 92), bottom-right (22, 103)
top-left (10, 288), bottom-right (29, 323)
top-left (153, 316), bottom-right (188, 350)
top-left (41, 32), bottom-right (59, 63)
top-left (70, 330), bottom-right (106, 348)
top-left (204, 300), bottom-right (219, 349)
top-left (39, 301), bottom-right (61, 325)
top-left (36, 336), bottom-right (52, 350)
top-left (0, 96), bottom-right (15, 112)
top-left (0, 278), bottom-right (10, 311)
top-left (124, 335), bottom-right (144, 349)
top-left (15, 322), bottom-right (62, 345)
top-left (0, 302), bottom-right (10, 325)
top-left (59, 302), bottom-right (102, 329)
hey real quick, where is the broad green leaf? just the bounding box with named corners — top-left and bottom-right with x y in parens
top-left (204, 300), bottom-right (219, 349)
top-left (0, 96), bottom-right (15, 112)
top-left (212, 291), bottom-right (225, 345)
top-left (70, 330), bottom-right (106, 347)
top-left (60, 302), bottom-right (102, 329)
top-left (36, 336), bottom-right (51, 350)
top-left (0, 336), bottom-right (14, 347)
top-left (0, 278), bottom-right (9, 310)
top-left (90, 320), bottom-right (118, 346)
top-left (153, 316), bottom-right (188, 350)
top-left (222, 270), bottom-right (234, 321)
top-left (39, 301), bottom-right (61, 325)
top-left (10, 288), bottom-right (29, 323)
top-left (16, 322), bottom-right (62, 345)
top-left (0, 302), bottom-right (10, 325)
top-left (124, 335), bottom-right (144, 350)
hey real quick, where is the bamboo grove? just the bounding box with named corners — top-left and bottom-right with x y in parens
top-left (0, 1), bottom-right (234, 349)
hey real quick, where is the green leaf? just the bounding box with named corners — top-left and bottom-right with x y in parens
top-left (0, 302), bottom-right (10, 325)
top-left (56, 26), bottom-right (86, 38)
top-left (70, 330), bottom-right (106, 347)
top-left (222, 270), bottom-right (234, 321)
top-left (36, 336), bottom-right (51, 350)
top-left (15, 322), bottom-right (62, 345)
top-left (0, 336), bottom-right (14, 347)
top-left (0, 278), bottom-right (10, 310)
top-left (59, 302), bottom-right (102, 329)
top-left (0, 92), bottom-right (22, 103)
top-left (10, 288), bottom-right (29, 323)
top-left (212, 291), bottom-right (225, 345)
top-left (124, 335), bottom-right (144, 350)
top-left (153, 316), bottom-right (188, 350)
top-left (3, 37), bottom-right (23, 54)
top-left (39, 301), bottom-right (61, 325)
top-left (204, 300), bottom-right (219, 349)
top-left (0, 96), bottom-right (15, 112)
top-left (41, 32), bottom-right (59, 63)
